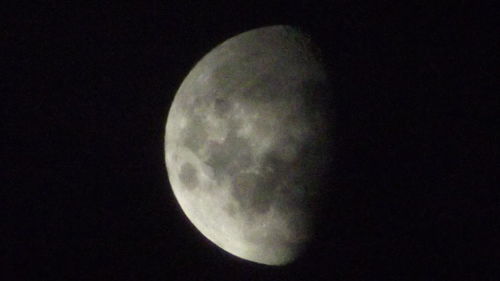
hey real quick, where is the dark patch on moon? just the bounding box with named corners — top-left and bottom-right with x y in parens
top-left (261, 149), bottom-right (317, 212)
top-left (224, 203), bottom-right (237, 218)
top-left (182, 116), bottom-right (208, 152)
top-left (241, 71), bottom-right (284, 104)
top-left (205, 125), bottom-right (254, 181)
top-left (231, 171), bottom-right (277, 215)
top-left (214, 98), bottom-right (231, 117)
top-left (298, 79), bottom-right (333, 125)
top-left (179, 162), bottom-right (198, 189)
top-left (284, 211), bottom-right (311, 242)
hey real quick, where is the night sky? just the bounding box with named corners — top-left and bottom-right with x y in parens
top-left (4, 1), bottom-right (497, 281)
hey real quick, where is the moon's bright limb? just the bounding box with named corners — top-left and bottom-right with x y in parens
top-left (165, 25), bottom-right (332, 265)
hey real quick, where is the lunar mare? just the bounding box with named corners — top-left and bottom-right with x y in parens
top-left (165, 25), bottom-right (332, 265)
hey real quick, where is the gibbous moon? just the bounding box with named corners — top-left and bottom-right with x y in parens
top-left (165, 25), bottom-right (332, 265)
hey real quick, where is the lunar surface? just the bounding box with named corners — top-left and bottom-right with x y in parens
top-left (165, 25), bottom-right (332, 265)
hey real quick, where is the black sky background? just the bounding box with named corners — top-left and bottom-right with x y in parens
top-left (3, 1), bottom-right (497, 281)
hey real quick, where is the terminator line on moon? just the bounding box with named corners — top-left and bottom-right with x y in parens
top-left (165, 25), bottom-right (332, 265)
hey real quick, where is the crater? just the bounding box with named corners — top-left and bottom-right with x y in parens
top-left (178, 162), bottom-right (198, 190)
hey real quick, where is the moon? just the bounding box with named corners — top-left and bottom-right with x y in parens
top-left (165, 25), bottom-right (332, 265)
